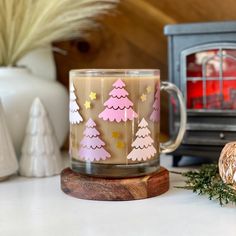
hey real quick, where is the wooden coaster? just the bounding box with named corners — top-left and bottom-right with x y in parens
top-left (61, 167), bottom-right (169, 201)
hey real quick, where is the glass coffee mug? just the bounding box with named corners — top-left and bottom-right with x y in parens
top-left (69, 69), bottom-right (186, 177)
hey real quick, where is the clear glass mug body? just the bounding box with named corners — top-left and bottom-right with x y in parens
top-left (69, 69), bottom-right (186, 177)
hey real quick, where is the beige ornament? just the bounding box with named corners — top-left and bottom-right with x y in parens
top-left (19, 98), bottom-right (63, 177)
top-left (218, 141), bottom-right (236, 190)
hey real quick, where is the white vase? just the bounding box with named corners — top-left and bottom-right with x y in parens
top-left (0, 100), bottom-right (18, 180)
top-left (0, 67), bottom-right (69, 156)
top-left (17, 45), bottom-right (56, 81)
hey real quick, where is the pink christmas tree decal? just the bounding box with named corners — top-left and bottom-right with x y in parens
top-left (127, 118), bottom-right (157, 161)
top-left (99, 79), bottom-right (138, 122)
top-left (78, 118), bottom-right (111, 161)
top-left (150, 83), bottom-right (160, 122)
top-left (70, 82), bottom-right (83, 124)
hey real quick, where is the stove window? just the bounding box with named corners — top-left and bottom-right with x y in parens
top-left (186, 49), bottom-right (236, 110)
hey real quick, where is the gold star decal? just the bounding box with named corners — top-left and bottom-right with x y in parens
top-left (146, 86), bottom-right (152, 93)
top-left (112, 131), bottom-right (120, 139)
top-left (89, 91), bottom-right (96, 100)
top-left (116, 141), bottom-right (125, 149)
top-left (72, 142), bottom-right (77, 149)
top-left (84, 101), bottom-right (91, 109)
top-left (140, 94), bottom-right (147, 102)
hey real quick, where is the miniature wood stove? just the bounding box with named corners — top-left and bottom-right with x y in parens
top-left (164, 21), bottom-right (236, 165)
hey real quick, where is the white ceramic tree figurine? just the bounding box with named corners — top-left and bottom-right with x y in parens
top-left (19, 98), bottom-right (63, 177)
top-left (0, 100), bottom-right (18, 180)
top-left (70, 82), bottom-right (83, 124)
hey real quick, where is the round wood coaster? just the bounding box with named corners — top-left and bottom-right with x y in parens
top-left (61, 167), bottom-right (169, 201)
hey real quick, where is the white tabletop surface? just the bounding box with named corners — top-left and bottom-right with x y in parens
top-left (0, 155), bottom-right (235, 236)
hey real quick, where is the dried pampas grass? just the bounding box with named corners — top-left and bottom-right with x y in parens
top-left (0, 0), bottom-right (118, 66)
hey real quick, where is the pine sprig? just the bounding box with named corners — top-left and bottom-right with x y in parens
top-left (175, 164), bottom-right (236, 206)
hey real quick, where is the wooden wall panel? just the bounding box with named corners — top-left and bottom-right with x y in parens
top-left (53, 1), bottom-right (170, 85)
top-left (149, 0), bottom-right (236, 22)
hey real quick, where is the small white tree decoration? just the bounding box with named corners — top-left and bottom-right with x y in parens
top-left (70, 82), bottom-right (83, 124)
top-left (19, 98), bottom-right (63, 177)
top-left (0, 100), bottom-right (18, 179)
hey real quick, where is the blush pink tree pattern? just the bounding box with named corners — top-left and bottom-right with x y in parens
top-left (127, 118), bottom-right (157, 161)
top-left (99, 79), bottom-right (138, 122)
top-left (150, 83), bottom-right (160, 122)
top-left (70, 82), bottom-right (83, 124)
top-left (78, 118), bottom-right (111, 161)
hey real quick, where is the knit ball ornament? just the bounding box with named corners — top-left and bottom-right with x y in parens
top-left (218, 141), bottom-right (236, 190)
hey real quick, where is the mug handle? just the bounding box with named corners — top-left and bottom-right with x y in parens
top-left (160, 81), bottom-right (187, 154)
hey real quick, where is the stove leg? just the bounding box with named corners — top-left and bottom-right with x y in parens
top-left (172, 155), bottom-right (182, 167)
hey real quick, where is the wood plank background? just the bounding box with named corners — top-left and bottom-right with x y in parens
top-left (53, 0), bottom-right (236, 137)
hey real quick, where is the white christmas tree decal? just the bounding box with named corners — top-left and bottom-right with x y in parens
top-left (78, 118), bottom-right (111, 161)
top-left (0, 100), bottom-right (18, 178)
top-left (19, 98), bottom-right (63, 177)
top-left (127, 118), bottom-right (157, 161)
top-left (70, 82), bottom-right (83, 124)
top-left (150, 83), bottom-right (160, 122)
top-left (99, 79), bottom-right (138, 122)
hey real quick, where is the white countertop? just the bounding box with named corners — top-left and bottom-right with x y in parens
top-left (0, 155), bottom-right (235, 236)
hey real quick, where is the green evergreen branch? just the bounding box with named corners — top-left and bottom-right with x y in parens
top-left (172, 164), bottom-right (236, 206)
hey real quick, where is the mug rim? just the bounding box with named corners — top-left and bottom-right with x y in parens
top-left (70, 69), bottom-right (160, 77)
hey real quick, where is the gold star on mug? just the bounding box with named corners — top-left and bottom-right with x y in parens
top-left (89, 92), bottom-right (96, 100)
top-left (146, 86), bottom-right (152, 93)
top-left (140, 94), bottom-right (147, 102)
top-left (84, 101), bottom-right (91, 109)
top-left (112, 131), bottom-right (120, 139)
top-left (116, 141), bottom-right (125, 149)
